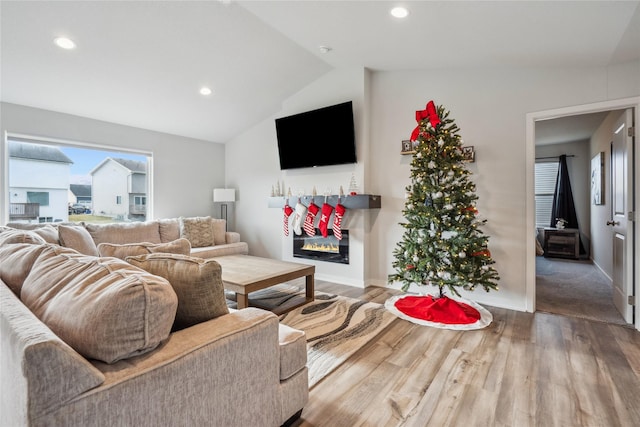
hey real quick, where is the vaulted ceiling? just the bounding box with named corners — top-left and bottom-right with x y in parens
top-left (2, 1), bottom-right (639, 144)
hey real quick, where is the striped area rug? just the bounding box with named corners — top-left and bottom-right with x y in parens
top-left (229, 284), bottom-right (396, 388)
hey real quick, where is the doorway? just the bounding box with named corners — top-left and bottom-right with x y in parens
top-left (525, 98), bottom-right (640, 330)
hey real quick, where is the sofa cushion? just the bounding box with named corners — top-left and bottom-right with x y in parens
top-left (21, 245), bottom-right (178, 363)
top-left (85, 221), bottom-right (162, 245)
top-left (126, 253), bottom-right (228, 330)
top-left (97, 238), bottom-right (191, 260)
top-left (0, 228), bottom-right (47, 245)
top-left (278, 323), bottom-right (308, 381)
top-left (58, 224), bottom-right (99, 256)
top-left (0, 243), bottom-right (49, 295)
top-left (179, 216), bottom-right (215, 248)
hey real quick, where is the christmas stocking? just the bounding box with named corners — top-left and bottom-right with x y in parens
top-left (333, 203), bottom-right (346, 240)
top-left (291, 202), bottom-right (307, 236)
top-left (283, 204), bottom-right (294, 236)
top-left (303, 202), bottom-right (320, 236)
top-left (318, 203), bottom-right (334, 238)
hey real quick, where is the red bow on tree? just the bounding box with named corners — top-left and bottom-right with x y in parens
top-left (410, 100), bottom-right (441, 141)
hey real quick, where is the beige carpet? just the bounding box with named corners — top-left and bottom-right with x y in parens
top-left (536, 256), bottom-right (627, 325)
top-left (227, 284), bottom-right (396, 388)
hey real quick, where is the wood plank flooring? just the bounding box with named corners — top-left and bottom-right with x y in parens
top-left (291, 281), bottom-right (640, 427)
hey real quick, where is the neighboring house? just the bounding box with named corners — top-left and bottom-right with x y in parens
top-left (69, 184), bottom-right (92, 209)
top-left (90, 158), bottom-right (147, 221)
top-left (8, 141), bottom-right (73, 223)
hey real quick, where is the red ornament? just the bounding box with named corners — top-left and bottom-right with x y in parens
top-left (471, 249), bottom-right (491, 257)
top-left (406, 264), bottom-right (415, 270)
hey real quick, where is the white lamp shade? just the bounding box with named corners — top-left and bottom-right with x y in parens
top-left (213, 188), bottom-right (236, 203)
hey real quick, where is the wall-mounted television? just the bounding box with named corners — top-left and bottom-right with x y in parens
top-left (275, 101), bottom-right (356, 170)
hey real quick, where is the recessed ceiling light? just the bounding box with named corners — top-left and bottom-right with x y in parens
top-left (319, 45), bottom-right (332, 54)
top-left (54, 37), bottom-right (76, 50)
top-left (390, 7), bottom-right (409, 18)
top-left (199, 87), bottom-right (213, 96)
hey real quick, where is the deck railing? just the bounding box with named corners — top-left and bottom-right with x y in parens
top-left (9, 203), bottom-right (39, 220)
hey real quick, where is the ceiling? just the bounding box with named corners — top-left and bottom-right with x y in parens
top-left (1, 1), bottom-right (639, 144)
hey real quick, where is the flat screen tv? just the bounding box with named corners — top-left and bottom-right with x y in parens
top-left (275, 101), bottom-right (356, 170)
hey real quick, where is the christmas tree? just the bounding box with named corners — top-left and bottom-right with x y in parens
top-left (388, 101), bottom-right (499, 298)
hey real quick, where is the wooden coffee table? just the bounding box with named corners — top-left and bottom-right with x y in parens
top-left (214, 255), bottom-right (315, 315)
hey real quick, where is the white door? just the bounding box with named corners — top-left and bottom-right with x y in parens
top-left (609, 109), bottom-right (634, 323)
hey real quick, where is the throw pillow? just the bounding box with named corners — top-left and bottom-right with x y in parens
top-left (58, 224), bottom-right (99, 256)
top-left (0, 243), bottom-right (48, 295)
top-left (158, 218), bottom-right (180, 243)
top-left (0, 228), bottom-right (46, 245)
top-left (97, 238), bottom-right (191, 259)
top-left (126, 253), bottom-right (229, 330)
top-left (21, 245), bottom-right (178, 364)
top-left (211, 218), bottom-right (226, 245)
top-left (179, 216), bottom-right (215, 248)
top-left (31, 225), bottom-right (59, 244)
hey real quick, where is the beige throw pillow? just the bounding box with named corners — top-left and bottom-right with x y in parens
top-left (211, 218), bottom-right (226, 245)
top-left (126, 253), bottom-right (229, 330)
top-left (0, 243), bottom-right (48, 295)
top-left (179, 216), bottom-right (215, 248)
top-left (31, 225), bottom-right (59, 244)
top-left (0, 228), bottom-right (47, 245)
top-left (97, 238), bottom-right (191, 259)
top-left (21, 245), bottom-right (178, 364)
top-left (58, 224), bottom-right (99, 256)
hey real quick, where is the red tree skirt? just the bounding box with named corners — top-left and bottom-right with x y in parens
top-left (384, 294), bottom-right (492, 330)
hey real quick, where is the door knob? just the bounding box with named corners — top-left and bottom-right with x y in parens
top-left (606, 220), bottom-right (619, 226)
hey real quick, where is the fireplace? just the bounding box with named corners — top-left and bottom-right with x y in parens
top-left (293, 229), bottom-right (349, 264)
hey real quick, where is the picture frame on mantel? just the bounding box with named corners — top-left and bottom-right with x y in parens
top-left (401, 140), bottom-right (415, 155)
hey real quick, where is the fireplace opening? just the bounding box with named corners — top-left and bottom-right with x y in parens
top-left (293, 229), bottom-right (349, 264)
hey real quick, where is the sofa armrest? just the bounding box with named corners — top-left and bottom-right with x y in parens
top-left (1, 281), bottom-right (105, 426)
top-left (225, 231), bottom-right (241, 244)
top-left (45, 309), bottom-right (287, 427)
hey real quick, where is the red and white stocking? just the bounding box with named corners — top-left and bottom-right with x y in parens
top-left (283, 204), bottom-right (294, 236)
top-left (318, 203), bottom-right (334, 238)
top-left (291, 202), bottom-right (308, 236)
top-left (303, 202), bottom-right (320, 236)
top-left (333, 203), bottom-right (346, 240)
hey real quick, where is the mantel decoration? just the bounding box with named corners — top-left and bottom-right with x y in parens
top-left (387, 100), bottom-right (499, 330)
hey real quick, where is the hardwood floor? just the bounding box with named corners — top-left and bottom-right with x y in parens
top-left (291, 281), bottom-right (640, 427)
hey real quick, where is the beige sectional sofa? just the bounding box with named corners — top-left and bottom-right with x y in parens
top-left (0, 224), bottom-right (308, 427)
top-left (6, 216), bottom-right (249, 259)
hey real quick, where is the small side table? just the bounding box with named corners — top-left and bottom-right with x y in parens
top-left (543, 227), bottom-right (579, 259)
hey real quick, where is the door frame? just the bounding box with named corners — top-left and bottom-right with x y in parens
top-left (525, 97), bottom-right (640, 330)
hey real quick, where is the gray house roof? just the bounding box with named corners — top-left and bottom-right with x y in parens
top-left (9, 141), bottom-right (73, 164)
top-left (70, 184), bottom-right (91, 198)
top-left (112, 158), bottom-right (146, 173)
top-left (89, 157), bottom-right (146, 175)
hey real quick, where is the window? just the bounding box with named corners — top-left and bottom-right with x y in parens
top-left (535, 161), bottom-right (559, 228)
top-left (7, 137), bottom-right (150, 224)
top-left (134, 196), bottom-right (146, 206)
top-left (27, 191), bottom-right (49, 206)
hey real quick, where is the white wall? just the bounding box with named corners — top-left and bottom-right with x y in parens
top-left (228, 60), bottom-right (640, 312)
top-left (1, 103), bottom-right (226, 222)
top-left (226, 67), bottom-right (374, 286)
